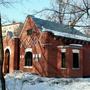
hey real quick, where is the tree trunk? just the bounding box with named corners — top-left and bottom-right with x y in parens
top-left (0, 15), bottom-right (6, 90)
top-left (0, 65), bottom-right (6, 90)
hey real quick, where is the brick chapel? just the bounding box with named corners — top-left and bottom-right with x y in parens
top-left (3, 15), bottom-right (90, 77)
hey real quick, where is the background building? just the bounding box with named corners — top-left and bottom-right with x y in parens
top-left (2, 22), bottom-right (23, 38)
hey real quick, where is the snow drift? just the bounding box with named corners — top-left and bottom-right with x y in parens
top-left (5, 71), bottom-right (90, 90)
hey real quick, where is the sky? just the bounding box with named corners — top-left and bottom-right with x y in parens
top-left (0, 0), bottom-right (51, 24)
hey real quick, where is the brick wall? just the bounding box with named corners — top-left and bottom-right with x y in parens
top-left (3, 37), bottom-right (15, 74)
top-left (18, 17), bottom-right (85, 77)
top-left (3, 16), bottom-right (90, 78)
top-left (83, 45), bottom-right (90, 77)
top-left (3, 36), bottom-right (20, 74)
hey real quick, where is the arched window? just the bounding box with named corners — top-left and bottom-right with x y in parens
top-left (25, 52), bottom-right (32, 66)
top-left (4, 49), bottom-right (10, 73)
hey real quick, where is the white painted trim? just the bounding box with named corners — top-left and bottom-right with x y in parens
top-left (38, 54), bottom-right (41, 58)
top-left (20, 55), bottom-right (24, 58)
top-left (4, 46), bottom-right (11, 55)
top-left (25, 48), bottom-right (32, 52)
top-left (69, 44), bottom-right (82, 47)
top-left (61, 49), bottom-right (66, 52)
top-left (57, 45), bottom-right (70, 49)
top-left (44, 29), bottom-right (90, 41)
top-left (72, 50), bottom-right (80, 69)
top-left (24, 66), bottom-right (33, 68)
top-left (33, 54), bottom-right (35, 58)
top-left (33, 54), bottom-right (41, 61)
top-left (72, 49), bottom-right (79, 53)
top-left (24, 48), bottom-right (33, 67)
top-left (61, 68), bottom-right (67, 69)
top-left (72, 68), bottom-right (80, 70)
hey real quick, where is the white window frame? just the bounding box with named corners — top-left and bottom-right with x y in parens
top-left (33, 53), bottom-right (41, 61)
top-left (61, 49), bottom-right (67, 69)
top-left (61, 49), bottom-right (66, 52)
top-left (72, 49), bottom-right (79, 53)
top-left (25, 48), bottom-right (32, 52)
top-left (24, 48), bottom-right (33, 68)
top-left (4, 46), bottom-right (11, 55)
top-left (72, 49), bottom-right (80, 70)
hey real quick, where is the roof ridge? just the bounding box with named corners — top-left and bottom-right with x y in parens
top-left (28, 15), bottom-right (85, 36)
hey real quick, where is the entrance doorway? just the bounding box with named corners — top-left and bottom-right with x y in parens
top-left (4, 49), bottom-right (10, 73)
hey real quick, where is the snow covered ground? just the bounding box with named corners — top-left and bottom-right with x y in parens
top-left (4, 71), bottom-right (90, 90)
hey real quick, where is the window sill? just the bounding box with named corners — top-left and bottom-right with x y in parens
top-left (24, 66), bottom-right (33, 68)
top-left (61, 68), bottom-right (67, 69)
top-left (72, 68), bottom-right (80, 70)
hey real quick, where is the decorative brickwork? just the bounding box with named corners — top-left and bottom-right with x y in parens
top-left (3, 16), bottom-right (90, 77)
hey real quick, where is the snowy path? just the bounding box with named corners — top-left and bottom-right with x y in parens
top-left (4, 72), bottom-right (90, 90)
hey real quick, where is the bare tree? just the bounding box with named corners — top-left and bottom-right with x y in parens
top-left (0, 1), bottom-right (14, 90)
top-left (0, 15), bottom-right (6, 90)
top-left (33, 0), bottom-right (90, 29)
top-left (0, 0), bottom-right (22, 90)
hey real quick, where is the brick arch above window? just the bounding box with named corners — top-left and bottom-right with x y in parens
top-left (25, 48), bottom-right (32, 53)
top-left (4, 46), bottom-right (11, 55)
top-left (25, 51), bottom-right (32, 66)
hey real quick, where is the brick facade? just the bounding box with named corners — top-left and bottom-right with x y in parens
top-left (3, 16), bottom-right (90, 77)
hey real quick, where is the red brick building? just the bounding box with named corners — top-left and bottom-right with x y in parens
top-left (3, 15), bottom-right (90, 77)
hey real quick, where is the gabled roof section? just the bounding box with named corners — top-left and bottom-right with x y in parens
top-left (27, 15), bottom-right (90, 42)
top-left (30, 16), bottom-right (84, 36)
